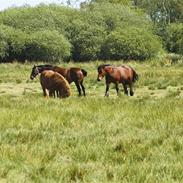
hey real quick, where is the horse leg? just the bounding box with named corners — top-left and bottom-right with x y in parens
top-left (105, 83), bottom-right (110, 97)
top-left (49, 90), bottom-right (53, 97)
top-left (49, 89), bottom-right (55, 98)
top-left (123, 84), bottom-right (128, 96)
top-left (129, 83), bottom-right (134, 96)
top-left (42, 88), bottom-right (47, 97)
top-left (56, 90), bottom-right (59, 98)
top-left (115, 83), bottom-right (119, 96)
top-left (75, 82), bottom-right (82, 96)
top-left (80, 80), bottom-right (86, 96)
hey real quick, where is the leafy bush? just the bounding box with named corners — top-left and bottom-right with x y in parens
top-left (70, 23), bottom-right (106, 61)
top-left (101, 28), bottom-right (162, 60)
top-left (0, 38), bottom-right (8, 61)
top-left (0, 5), bottom-right (78, 35)
top-left (25, 30), bottom-right (71, 62)
top-left (81, 3), bottom-right (152, 32)
top-left (0, 3), bottom-right (164, 62)
top-left (166, 23), bottom-right (183, 55)
top-left (0, 24), bottom-right (27, 62)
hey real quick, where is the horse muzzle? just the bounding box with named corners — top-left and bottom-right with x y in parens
top-left (30, 76), bottom-right (34, 80)
top-left (97, 77), bottom-right (102, 81)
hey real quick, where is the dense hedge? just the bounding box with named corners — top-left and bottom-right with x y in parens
top-left (0, 3), bottom-right (164, 62)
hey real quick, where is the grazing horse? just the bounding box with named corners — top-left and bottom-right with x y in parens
top-left (40, 70), bottom-right (71, 98)
top-left (30, 64), bottom-right (87, 96)
top-left (97, 64), bottom-right (138, 96)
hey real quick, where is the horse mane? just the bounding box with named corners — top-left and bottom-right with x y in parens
top-left (36, 64), bottom-right (54, 72)
top-left (98, 64), bottom-right (111, 70)
top-left (37, 64), bottom-right (53, 68)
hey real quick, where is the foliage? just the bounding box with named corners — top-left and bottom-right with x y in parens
top-left (0, 4), bottom-right (79, 35)
top-left (0, 24), bottom-right (71, 62)
top-left (73, 2), bottom-right (158, 61)
top-left (70, 24), bottom-right (106, 61)
top-left (129, 0), bottom-right (183, 54)
top-left (165, 23), bottom-right (183, 55)
top-left (133, 0), bottom-right (183, 24)
top-left (88, 0), bottom-right (131, 6)
top-left (25, 30), bottom-right (71, 62)
top-left (0, 24), bottom-right (27, 62)
top-left (101, 28), bottom-right (162, 60)
top-left (0, 3), bottom-right (164, 62)
top-left (89, 0), bottom-right (183, 56)
top-left (82, 2), bottom-right (152, 32)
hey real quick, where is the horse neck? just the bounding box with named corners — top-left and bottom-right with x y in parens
top-left (37, 65), bottom-right (53, 73)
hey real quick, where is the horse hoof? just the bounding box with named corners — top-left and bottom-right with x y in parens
top-left (130, 91), bottom-right (134, 96)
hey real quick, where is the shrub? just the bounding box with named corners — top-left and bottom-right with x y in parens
top-left (70, 23), bottom-right (106, 61)
top-left (101, 28), bottom-right (163, 60)
top-left (0, 24), bottom-right (27, 62)
top-left (0, 5), bottom-right (78, 35)
top-left (0, 39), bottom-right (8, 61)
top-left (166, 23), bottom-right (183, 55)
top-left (25, 30), bottom-right (71, 62)
top-left (0, 3), bottom-right (164, 62)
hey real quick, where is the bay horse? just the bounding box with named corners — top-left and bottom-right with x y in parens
top-left (30, 64), bottom-right (87, 96)
top-left (40, 70), bottom-right (71, 98)
top-left (97, 64), bottom-right (138, 96)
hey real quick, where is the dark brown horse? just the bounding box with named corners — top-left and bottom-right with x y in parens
top-left (30, 64), bottom-right (87, 96)
top-left (97, 64), bottom-right (138, 96)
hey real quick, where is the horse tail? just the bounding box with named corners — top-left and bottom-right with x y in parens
top-left (81, 69), bottom-right (87, 77)
top-left (132, 69), bottom-right (139, 83)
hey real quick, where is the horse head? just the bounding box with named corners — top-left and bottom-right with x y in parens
top-left (97, 64), bottom-right (111, 81)
top-left (30, 64), bottom-right (54, 80)
top-left (30, 65), bottom-right (39, 80)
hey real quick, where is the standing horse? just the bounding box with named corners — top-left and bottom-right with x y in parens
top-left (97, 64), bottom-right (138, 96)
top-left (40, 70), bottom-right (71, 98)
top-left (30, 64), bottom-right (87, 96)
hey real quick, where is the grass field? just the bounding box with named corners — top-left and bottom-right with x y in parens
top-left (0, 61), bottom-right (183, 182)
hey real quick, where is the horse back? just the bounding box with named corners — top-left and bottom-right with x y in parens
top-left (53, 66), bottom-right (67, 77)
top-left (118, 66), bottom-right (137, 83)
top-left (69, 68), bottom-right (85, 82)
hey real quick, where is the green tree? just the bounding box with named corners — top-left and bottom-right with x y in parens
top-left (132, 0), bottom-right (183, 24)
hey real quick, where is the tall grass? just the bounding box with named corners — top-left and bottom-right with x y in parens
top-left (0, 61), bottom-right (183, 182)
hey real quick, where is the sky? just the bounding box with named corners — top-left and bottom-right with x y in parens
top-left (0, 0), bottom-right (85, 11)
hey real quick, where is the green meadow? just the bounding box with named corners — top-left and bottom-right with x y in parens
top-left (0, 61), bottom-right (183, 182)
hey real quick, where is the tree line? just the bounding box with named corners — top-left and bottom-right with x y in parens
top-left (0, 0), bottom-right (182, 62)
